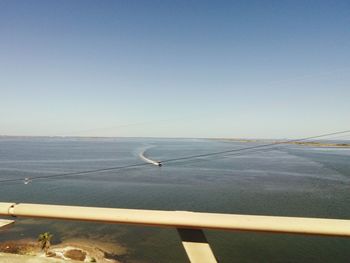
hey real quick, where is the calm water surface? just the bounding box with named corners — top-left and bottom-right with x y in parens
top-left (0, 137), bottom-right (349, 262)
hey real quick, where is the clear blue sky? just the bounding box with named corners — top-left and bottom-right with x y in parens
top-left (1, 1), bottom-right (349, 139)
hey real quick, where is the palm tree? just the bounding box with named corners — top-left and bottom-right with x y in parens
top-left (38, 232), bottom-right (53, 254)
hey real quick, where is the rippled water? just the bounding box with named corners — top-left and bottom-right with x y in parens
top-left (0, 137), bottom-right (350, 262)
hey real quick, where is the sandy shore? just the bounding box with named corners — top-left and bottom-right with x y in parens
top-left (0, 252), bottom-right (82, 263)
top-left (0, 238), bottom-right (127, 263)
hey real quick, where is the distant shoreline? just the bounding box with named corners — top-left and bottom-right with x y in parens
top-left (0, 135), bottom-right (349, 147)
top-left (286, 141), bottom-right (350, 148)
top-left (213, 138), bottom-right (350, 148)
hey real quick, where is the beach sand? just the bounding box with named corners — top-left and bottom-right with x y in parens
top-left (0, 252), bottom-right (82, 263)
top-left (0, 238), bottom-right (127, 263)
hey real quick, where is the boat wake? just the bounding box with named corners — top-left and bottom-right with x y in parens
top-left (138, 146), bottom-right (162, 167)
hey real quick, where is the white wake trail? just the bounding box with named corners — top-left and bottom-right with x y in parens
top-left (139, 146), bottom-right (162, 167)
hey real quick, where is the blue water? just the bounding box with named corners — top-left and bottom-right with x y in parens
top-left (0, 137), bottom-right (350, 262)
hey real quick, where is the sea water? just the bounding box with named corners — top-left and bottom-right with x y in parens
top-left (0, 137), bottom-right (349, 262)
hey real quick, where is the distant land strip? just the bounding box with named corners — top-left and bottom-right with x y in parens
top-left (287, 141), bottom-right (350, 147)
top-left (214, 138), bottom-right (350, 148)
